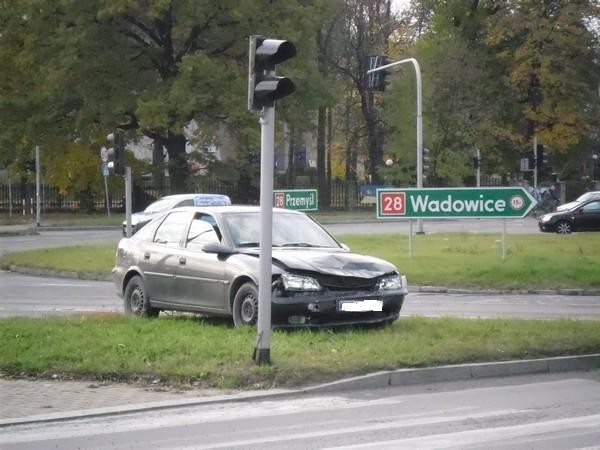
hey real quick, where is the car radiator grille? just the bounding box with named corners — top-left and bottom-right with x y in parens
top-left (314, 274), bottom-right (378, 291)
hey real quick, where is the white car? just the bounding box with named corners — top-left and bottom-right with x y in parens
top-left (123, 193), bottom-right (231, 236)
top-left (556, 191), bottom-right (600, 212)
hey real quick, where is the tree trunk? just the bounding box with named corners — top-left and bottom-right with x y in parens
top-left (163, 134), bottom-right (189, 193)
top-left (317, 106), bottom-right (328, 209)
top-left (152, 139), bottom-right (166, 191)
top-left (286, 126), bottom-right (296, 189)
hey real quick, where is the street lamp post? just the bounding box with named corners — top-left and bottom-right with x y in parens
top-left (367, 58), bottom-right (424, 233)
top-left (593, 152), bottom-right (599, 186)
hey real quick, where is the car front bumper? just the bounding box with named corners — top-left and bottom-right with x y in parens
top-left (538, 221), bottom-right (554, 232)
top-left (270, 290), bottom-right (406, 328)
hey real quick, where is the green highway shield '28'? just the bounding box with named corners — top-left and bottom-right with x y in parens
top-left (377, 187), bottom-right (537, 219)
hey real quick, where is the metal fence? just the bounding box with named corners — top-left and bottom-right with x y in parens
top-left (0, 176), bottom-right (506, 214)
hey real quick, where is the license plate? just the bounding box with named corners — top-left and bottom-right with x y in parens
top-left (338, 300), bottom-right (383, 312)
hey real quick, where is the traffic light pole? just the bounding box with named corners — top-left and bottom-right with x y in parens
top-left (35, 145), bottom-right (41, 227)
top-left (254, 104), bottom-right (275, 365)
top-left (367, 58), bottom-right (424, 233)
top-left (533, 135), bottom-right (538, 189)
top-left (476, 148), bottom-right (481, 188)
top-left (125, 167), bottom-right (132, 238)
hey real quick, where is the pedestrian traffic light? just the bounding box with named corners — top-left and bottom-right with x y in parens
top-left (248, 35), bottom-right (296, 111)
top-left (367, 55), bottom-right (391, 91)
top-left (106, 131), bottom-right (126, 176)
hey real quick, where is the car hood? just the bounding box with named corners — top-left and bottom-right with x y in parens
top-left (263, 248), bottom-right (398, 278)
top-left (125, 212), bottom-right (157, 226)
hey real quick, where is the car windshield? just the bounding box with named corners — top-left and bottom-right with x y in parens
top-left (143, 197), bottom-right (181, 213)
top-left (221, 212), bottom-right (340, 248)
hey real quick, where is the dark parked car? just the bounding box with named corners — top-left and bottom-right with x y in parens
top-left (113, 206), bottom-right (408, 328)
top-left (123, 193), bottom-right (231, 236)
top-left (538, 198), bottom-right (600, 234)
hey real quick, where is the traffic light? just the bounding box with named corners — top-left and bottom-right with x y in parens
top-left (527, 150), bottom-right (537, 169)
top-left (248, 35), bottom-right (296, 111)
top-left (106, 131), bottom-right (126, 176)
top-left (422, 147), bottom-right (431, 173)
top-left (367, 55), bottom-right (391, 91)
top-left (536, 144), bottom-right (548, 168)
top-left (473, 155), bottom-right (482, 169)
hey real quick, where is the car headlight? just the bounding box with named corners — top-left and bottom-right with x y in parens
top-left (376, 274), bottom-right (404, 291)
top-left (281, 273), bottom-right (322, 292)
top-left (541, 214), bottom-right (552, 223)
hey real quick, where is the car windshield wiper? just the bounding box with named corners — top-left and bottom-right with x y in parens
top-left (281, 242), bottom-right (321, 247)
top-left (237, 242), bottom-right (260, 247)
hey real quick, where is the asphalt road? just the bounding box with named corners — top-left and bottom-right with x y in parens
top-left (0, 218), bottom-right (541, 255)
top-left (2, 371), bottom-right (599, 449)
top-left (2, 271), bottom-right (599, 320)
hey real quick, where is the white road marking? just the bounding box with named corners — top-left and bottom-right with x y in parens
top-left (327, 413), bottom-right (600, 449)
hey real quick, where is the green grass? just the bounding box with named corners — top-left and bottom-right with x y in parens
top-left (1, 315), bottom-right (599, 389)
top-left (0, 245), bottom-right (115, 276)
top-left (0, 212), bottom-right (123, 227)
top-left (2, 233), bottom-right (599, 289)
top-left (341, 233), bottom-right (600, 289)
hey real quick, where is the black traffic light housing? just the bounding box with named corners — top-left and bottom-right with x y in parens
top-left (527, 150), bottom-right (537, 169)
top-left (107, 130), bottom-right (126, 176)
top-left (473, 155), bottom-right (482, 169)
top-left (248, 35), bottom-right (296, 111)
top-left (367, 55), bottom-right (391, 91)
top-left (536, 144), bottom-right (548, 168)
top-left (422, 147), bottom-right (431, 173)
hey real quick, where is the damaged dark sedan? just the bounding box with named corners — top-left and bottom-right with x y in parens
top-left (113, 206), bottom-right (408, 328)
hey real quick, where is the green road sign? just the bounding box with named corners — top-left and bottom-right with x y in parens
top-left (377, 187), bottom-right (537, 219)
top-left (273, 189), bottom-right (318, 211)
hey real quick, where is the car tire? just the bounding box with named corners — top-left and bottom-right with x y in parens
top-left (555, 220), bottom-right (572, 234)
top-left (232, 282), bottom-right (259, 327)
top-left (124, 275), bottom-right (159, 318)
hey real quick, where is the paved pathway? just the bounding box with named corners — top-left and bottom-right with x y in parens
top-left (0, 378), bottom-right (233, 421)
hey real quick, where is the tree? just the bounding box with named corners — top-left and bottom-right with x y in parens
top-left (330, 0), bottom-right (396, 185)
top-left (486, 0), bottom-right (600, 159)
top-left (0, 0), bottom-right (324, 193)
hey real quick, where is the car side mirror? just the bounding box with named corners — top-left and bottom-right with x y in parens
top-left (202, 242), bottom-right (236, 255)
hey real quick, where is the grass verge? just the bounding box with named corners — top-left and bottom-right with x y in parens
top-left (0, 245), bottom-right (114, 277)
top-left (1, 315), bottom-right (599, 389)
top-left (2, 233), bottom-right (599, 289)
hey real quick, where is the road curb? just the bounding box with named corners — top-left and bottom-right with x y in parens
top-left (2, 354), bottom-right (598, 427)
top-left (4, 266), bottom-right (600, 296)
top-left (7, 265), bottom-right (111, 282)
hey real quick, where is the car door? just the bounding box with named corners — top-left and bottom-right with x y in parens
top-left (139, 211), bottom-right (190, 303)
top-left (575, 200), bottom-right (600, 231)
top-left (175, 213), bottom-right (228, 311)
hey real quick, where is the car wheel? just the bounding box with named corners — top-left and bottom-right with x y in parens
top-left (124, 275), bottom-right (159, 318)
top-left (232, 282), bottom-right (259, 327)
top-left (555, 221), bottom-right (572, 234)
